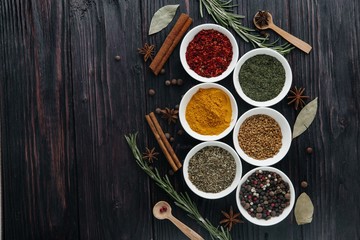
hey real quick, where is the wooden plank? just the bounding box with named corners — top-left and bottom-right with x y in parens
top-left (69, 0), bottom-right (152, 239)
top-left (0, 0), bottom-right (78, 239)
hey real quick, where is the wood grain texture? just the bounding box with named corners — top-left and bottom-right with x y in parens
top-left (0, 0), bottom-right (78, 239)
top-left (1, 0), bottom-right (360, 239)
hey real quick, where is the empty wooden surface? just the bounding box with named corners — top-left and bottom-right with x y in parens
top-left (1, 0), bottom-right (359, 239)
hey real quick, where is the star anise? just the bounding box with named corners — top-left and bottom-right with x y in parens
top-left (160, 108), bottom-right (179, 125)
top-left (254, 10), bottom-right (270, 28)
top-left (287, 86), bottom-right (310, 110)
top-left (142, 147), bottom-right (159, 163)
top-left (138, 43), bottom-right (155, 62)
top-left (219, 206), bottom-right (243, 231)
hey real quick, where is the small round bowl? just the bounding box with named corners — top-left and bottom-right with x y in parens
top-left (233, 48), bottom-right (292, 107)
top-left (232, 107), bottom-right (292, 166)
top-left (179, 82), bottom-right (238, 141)
top-left (180, 23), bottom-right (239, 83)
top-left (183, 141), bottom-right (243, 199)
top-left (236, 166), bottom-right (295, 226)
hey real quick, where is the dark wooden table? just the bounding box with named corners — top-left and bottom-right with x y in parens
top-left (1, 0), bottom-right (359, 239)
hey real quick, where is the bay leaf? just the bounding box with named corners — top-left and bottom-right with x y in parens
top-left (149, 4), bottom-right (179, 35)
top-left (293, 97), bottom-right (318, 139)
top-left (294, 193), bottom-right (314, 225)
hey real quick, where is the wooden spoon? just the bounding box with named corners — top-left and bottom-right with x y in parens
top-left (152, 201), bottom-right (204, 240)
top-left (253, 11), bottom-right (312, 54)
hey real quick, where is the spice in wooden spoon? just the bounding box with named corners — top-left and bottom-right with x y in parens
top-left (253, 11), bottom-right (312, 54)
top-left (153, 201), bottom-right (204, 240)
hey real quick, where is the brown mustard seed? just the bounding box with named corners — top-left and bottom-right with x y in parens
top-left (165, 80), bottom-right (171, 86)
top-left (301, 181), bottom-right (308, 188)
top-left (114, 55), bottom-right (121, 61)
top-left (160, 68), bottom-right (166, 74)
top-left (238, 114), bottom-right (282, 160)
top-left (171, 78), bottom-right (177, 85)
top-left (306, 147), bottom-right (313, 154)
top-left (148, 89), bottom-right (156, 96)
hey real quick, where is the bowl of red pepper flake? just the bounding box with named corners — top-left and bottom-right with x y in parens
top-left (180, 24), bottom-right (239, 82)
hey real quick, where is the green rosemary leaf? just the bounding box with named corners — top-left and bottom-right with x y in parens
top-left (125, 133), bottom-right (232, 240)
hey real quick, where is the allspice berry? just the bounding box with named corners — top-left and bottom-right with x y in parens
top-left (306, 147), bottom-right (313, 154)
top-left (160, 68), bottom-right (166, 75)
top-left (171, 78), bottom-right (177, 85)
top-left (177, 78), bottom-right (184, 86)
top-left (301, 181), bottom-right (308, 188)
top-left (165, 80), bottom-right (171, 86)
top-left (155, 108), bottom-right (162, 114)
top-left (148, 89), bottom-right (155, 96)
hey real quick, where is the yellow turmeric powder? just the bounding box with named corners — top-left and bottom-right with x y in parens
top-left (186, 88), bottom-right (232, 135)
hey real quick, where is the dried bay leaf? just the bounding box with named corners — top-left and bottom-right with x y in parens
top-left (293, 97), bottom-right (318, 139)
top-left (149, 4), bottom-right (179, 35)
top-left (294, 193), bottom-right (314, 225)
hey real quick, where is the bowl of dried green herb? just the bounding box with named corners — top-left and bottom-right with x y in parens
top-left (232, 107), bottom-right (292, 166)
top-left (180, 23), bottom-right (239, 83)
top-left (236, 167), bottom-right (295, 226)
top-left (233, 48), bottom-right (292, 107)
top-left (183, 141), bottom-right (242, 199)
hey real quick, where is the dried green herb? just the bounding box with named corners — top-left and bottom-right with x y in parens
top-left (188, 146), bottom-right (236, 193)
top-left (293, 97), bottom-right (318, 138)
top-left (149, 4), bottom-right (179, 35)
top-left (294, 193), bottom-right (314, 225)
top-left (239, 55), bottom-right (285, 101)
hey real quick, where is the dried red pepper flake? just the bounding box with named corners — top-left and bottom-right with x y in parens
top-left (186, 29), bottom-right (233, 78)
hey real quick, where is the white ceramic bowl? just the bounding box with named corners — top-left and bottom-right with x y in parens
top-left (179, 82), bottom-right (238, 141)
top-left (180, 23), bottom-right (239, 83)
top-left (233, 48), bottom-right (292, 107)
top-left (232, 107), bottom-right (292, 166)
top-left (183, 141), bottom-right (243, 199)
top-left (235, 166), bottom-right (295, 226)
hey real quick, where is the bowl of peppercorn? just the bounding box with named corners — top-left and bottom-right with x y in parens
top-left (232, 107), bottom-right (292, 166)
top-left (183, 141), bottom-right (243, 199)
top-left (236, 167), bottom-right (295, 226)
top-left (232, 48), bottom-right (292, 107)
top-left (179, 82), bottom-right (238, 141)
top-left (180, 23), bottom-right (239, 83)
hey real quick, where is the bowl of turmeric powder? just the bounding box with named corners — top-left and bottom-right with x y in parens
top-left (179, 83), bottom-right (238, 141)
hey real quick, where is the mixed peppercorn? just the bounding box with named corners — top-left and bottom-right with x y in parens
top-left (239, 170), bottom-right (291, 220)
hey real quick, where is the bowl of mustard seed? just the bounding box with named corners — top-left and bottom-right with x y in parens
top-left (236, 167), bottom-right (295, 226)
top-left (183, 141), bottom-right (243, 199)
top-left (232, 107), bottom-right (292, 166)
top-left (233, 48), bottom-right (292, 107)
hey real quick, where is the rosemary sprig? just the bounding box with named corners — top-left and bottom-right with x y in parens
top-left (199, 0), bottom-right (294, 54)
top-left (125, 133), bottom-right (232, 240)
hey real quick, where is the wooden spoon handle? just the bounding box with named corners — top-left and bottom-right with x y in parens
top-left (270, 24), bottom-right (312, 54)
top-left (168, 215), bottom-right (204, 240)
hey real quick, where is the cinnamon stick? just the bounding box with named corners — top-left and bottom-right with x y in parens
top-left (149, 112), bottom-right (182, 169)
top-left (149, 13), bottom-right (193, 75)
top-left (145, 114), bottom-right (179, 172)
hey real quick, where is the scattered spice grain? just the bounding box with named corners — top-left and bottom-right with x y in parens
top-left (114, 55), bottom-right (121, 61)
top-left (301, 181), bottom-right (308, 188)
top-left (238, 114), bottom-right (282, 160)
top-left (306, 147), bottom-right (313, 154)
top-left (188, 146), bottom-right (236, 193)
top-left (171, 78), bottom-right (177, 85)
top-left (160, 68), bottom-right (166, 74)
top-left (165, 80), bottom-right (171, 86)
top-left (148, 89), bottom-right (156, 96)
